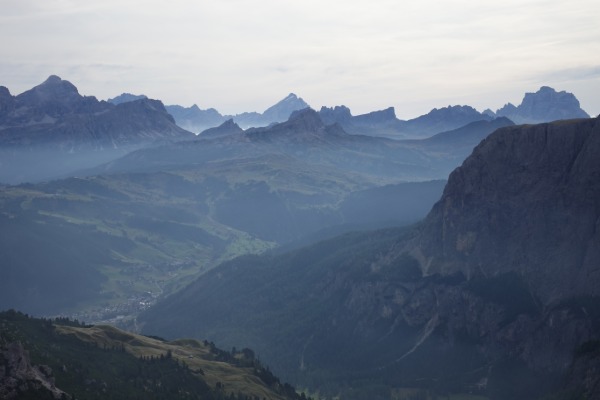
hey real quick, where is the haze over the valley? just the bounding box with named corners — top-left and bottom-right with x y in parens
top-left (1, 0), bottom-right (599, 118)
top-left (2, 1), bottom-right (600, 399)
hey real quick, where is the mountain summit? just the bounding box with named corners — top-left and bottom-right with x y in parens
top-left (163, 93), bottom-right (310, 132)
top-left (12, 75), bottom-right (105, 116)
top-left (262, 93), bottom-right (309, 122)
top-left (494, 86), bottom-right (589, 123)
top-left (0, 75), bottom-right (191, 149)
top-left (0, 75), bottom-right (193, 183)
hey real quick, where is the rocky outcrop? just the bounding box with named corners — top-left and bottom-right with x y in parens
top-left (107, 92), bottom-right (148, 105)
top-left (352, 107), bottom-right (398, 125)
top-left (0, 340), bottom-right (69, 399)
top-left (494, 86), bottom-right (590, 124)
top-left (245, 108), bottom-right (348, 145)
top-left (318, 105), bottom-right (352, 125)
top-left (199, 118), bottom-right (244, 138)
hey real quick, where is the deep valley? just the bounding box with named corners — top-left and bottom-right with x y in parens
top-left (1, 76), bottom-right (598, 400)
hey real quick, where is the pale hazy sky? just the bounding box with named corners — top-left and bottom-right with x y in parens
top-left (1, 0), bottom-right (599, 119)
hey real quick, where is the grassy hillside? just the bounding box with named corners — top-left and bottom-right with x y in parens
top-left (0, 157), bottom-right (443, 321)
top-left (0, 310), bottom-right (307, 400)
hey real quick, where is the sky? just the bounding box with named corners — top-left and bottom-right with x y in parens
top-left (1, 0), bottom-right (599, 119)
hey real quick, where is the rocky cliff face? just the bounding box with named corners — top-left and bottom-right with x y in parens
top-left (0, 340), bottom-right (68, 399)
top-left (410, 117), bottom-right (600, 304)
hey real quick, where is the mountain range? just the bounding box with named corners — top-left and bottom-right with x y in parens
top-left (1, 75), bottom-right (191, 149)
top-left (0, 76), bottom-right (194, 184)
top-left (139, 116), bottom-right (600, 400)
top-left (109, 86), bottom-right (589, 138)
top-left (1, 75), bottom-right (598, 400)
top-left (0, 76), bottom-right (589, 186)
top-left (157, 93), bottom-right (310, 133)
top-left (90, 108), bottom-right (514, 184)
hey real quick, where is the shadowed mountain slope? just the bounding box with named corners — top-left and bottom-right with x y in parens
top-left (408, 117), bottom-right (600, 303)
top-left (140, 117), bottom-right (600, 400)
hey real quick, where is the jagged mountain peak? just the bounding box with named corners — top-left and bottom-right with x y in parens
top-left (38, 75), bottom-right (78, 93)
top-left (425, 104), bottom-right (481, 117)
top-left (283, 92), bottom-right (300, 101)
top-left (200, 118), bottom-right (243, 138)
top-left (262, 93), bottom-right (310, 121)
top-left (285, 107), bottom-right (324, 128)
top-left (220, 118), bottom-right (239, 127)
top-left (16, 75), bottom-right (82, 105)
top-left (319, 105), bottom-right (353, 124)
top-left (243, 107), bottom-right (350, 143)
top-left (42, 74), bottom-right (63, 84)
top-left (115, 97), bottom-right (167, 112)
top-left (107, 92), bottom-right (148, 105)
top-left (496, 86), bottom-right (589, 123)
top-left (353, 107), bottom-right (398, 124)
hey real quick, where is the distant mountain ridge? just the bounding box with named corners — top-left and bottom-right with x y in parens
top-left (90, 108), bottom-right (458, 182)
top-left (106, 85), bottom-right (590, 138)
top-left (161, 93), bottom-right (310, 133)
top-left (491, 86), bottom-right (590, 123)
top-left (0, 75), bottom-right (192, 148)
top-left (0, 75), bottom-right (194, 183)
top-left (107, 92), bottom-right (148, 104)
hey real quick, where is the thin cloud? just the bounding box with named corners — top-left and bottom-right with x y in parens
top-left (0, 0), bottom-right (599, 116)
top-left (541, 66), bottom-right (600, 82)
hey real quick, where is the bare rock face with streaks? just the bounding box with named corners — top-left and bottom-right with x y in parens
top-left (0, 340), bottom-right (68, 399)
top-left (411, 117), bottom-right (600, 304)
